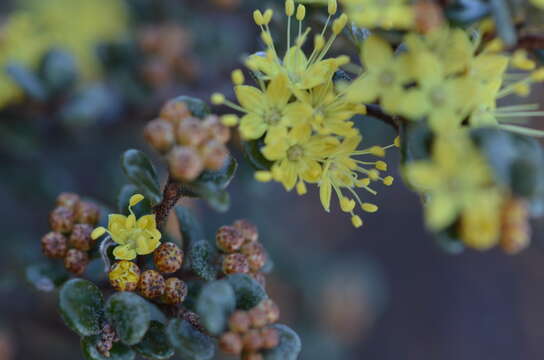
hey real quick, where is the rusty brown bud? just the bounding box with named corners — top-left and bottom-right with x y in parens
top-left (200, 139), bottom-right (229, 171)
top-left (233, 219), bottom-right (258, 243)
top-left (41, 232), bottom-right (68, 258)
top-left (144, 118), bottom-right (175, 153)
top-left (216, 225), bottom-right (245, 253)
top-left (241, 242), bottom-right (266, 272)
top-left (153, 242), bottom-right (184, 273)
top-left (228, 310), bottom-right (251, 333)
top-left (242, 329), bottom-right (263, 352)
top-left (219, 331), bottom-right (243, 355)
top-left (203, 115), bottom-right (230, 144)
top-left (75, 201), bottom-right (100, 225)
top-left (69, 224), bottom-right (94, 251)
top-left (56, 192), bottom-right (80, 210)
top-left (64, 249), bottom-right (89, 276)
top-left (168, 146), bottom-right (204, 182)
top-left (222, 253), bottom-right (250, 275)
top-left (160, 98), bottom-right (191, 124)
top-left (260, 327), bottom-right (279, 349)
top-left (138, 270), bottom-right (166, 299)
top-left (163, 277), bottom-right (188, 304)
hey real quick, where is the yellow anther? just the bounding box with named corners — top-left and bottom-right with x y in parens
top-left (255, 171), bottom-right (272, 182)
top-left (351, 215), bottom-right (363, 228)
top-left (484, 38), bottom-right (504, 53)
top-left (340, 197), bottom-right (356, 212)
top-left (314, 35), bottom-right (325, 51)
top-left (368, 169), bottom-right (380, 181)
top-left (129, 194), bottom-right (144, 207)
top-left (221, 114), bottom-right (239, 126)
top-left (296, 4), bottom-right (306, 21)
top-left (375, 161), bottom-right (387, 171)
top-left (296, 181), bottom-right (307, 195)
top-left (531, 68), bottom-right (544, 82)
top-left (253, 10), bottom-right (265, 25)
top-left (263, 9), bottom-right (274, 25)
top-left (332, 14), bottom-right (348, 35)
top-left (512, 50), bottom-right (536, 71)
top-left (91, 227), bottom-right (106, 240)
top-left (335, 55), bottom-right (350, 66)
top-left (328, 0), bottom-right (337, 15)
top-left (231, 69), bottom-right (245, 85)
top-left (362, 203), bottom-right (378, 213)
top-left (357, 178), bottom-right (371, 187)
top-left (285, 0), bottom-right (295, 16)
top-left (261, 31), bottom-right (274, 46)
top-left (369, 146), bottom-right (385, 157)
top-left (211, 93), bottom-right (225, 105)
top-left (394, 136), bottom-right (401, 147)
top-left (513, 82), bottom-right (530, 97)
top-left (383, 176), bottom-right (394, 186)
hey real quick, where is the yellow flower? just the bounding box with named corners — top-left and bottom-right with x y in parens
top-left (319, 135), bottom-right (395, 226)
top-left (340, 0), bottom-right (414, 30)
top-left (403, 132), bottom-right (497, 230)
top-left (262, 123), bottom-right (339, 190)
top-left (345, 35), bottom-right (412, 114)
top-left (109, 260), bottom-right (141, 291)
top-left (91, 194), bottom-right (161, 260)
top-left (245, 1), bottom-right (349, 92)
top-left (530, 0), bottom-right (544, 8)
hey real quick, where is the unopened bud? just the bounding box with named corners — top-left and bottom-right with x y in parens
top-left (168, 146), bottom-right (204, 182)
top-left (144, 118), bottom-right (175, 153)
top-left (64, 249), bottom-right (89, 275)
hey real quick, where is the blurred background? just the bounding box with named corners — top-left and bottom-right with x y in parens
top-left (1, 0), bottom-right (544, 359)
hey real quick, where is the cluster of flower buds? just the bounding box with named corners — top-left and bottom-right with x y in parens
top-left (96, 323), bottom-right (120, 357)
top-left (217, 220), bottom-right (267, 287)
top-left (137, 24), bottom-right (199, 88)
top-left (41, 193), bottom-right (100, 275)
top-left (499, 197), bottom-right (531, 254)
top-left (108, 242), bottom-right (188, 305)
top-left (219, 299), bottom-right (280, 359)
top-left (144, 98), bottom-right (231, 182)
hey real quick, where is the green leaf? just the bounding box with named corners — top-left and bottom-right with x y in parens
top-left (184, 156), bottom-right (238, 211)
top-left (81, 336), bottom-right (135, 360)
top-left (196, 281), bottom-right (236, 335)
top-left (117, 184), bottom-right (153, 217)
top-left (170, 95), bottom-right (210, 118)
top-left (166, 319), bottom-right (215, 360)
top-left (243, 139), bottom-right (273, 171)
top-left (6, 63), bottom-right (47, 101)
top-left (262, 324), bottom-right (301, 360)
top-left (225, 274), bottom-right (267, 310)
top-left (121, 149), bottom-right (162, 205)
top-left (175, 206), bottom-right (217, 281)
top-left (60, 84), bottom-right (121, 127)
top-left (59, 279), bottom-right (105, 336)
top-left (134, 321), bottom-right (175, 360)
top-left (105, 292), bottom-right (151, 346)
top-left (26, 261), bottom-right (70, 292)
top-left (39, 49), bottom-right (78, 94)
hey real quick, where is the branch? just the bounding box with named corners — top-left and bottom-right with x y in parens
top-left (366, 104), bottom-right (401, 131)
top-left (153, 176), bottom-right (186, 225)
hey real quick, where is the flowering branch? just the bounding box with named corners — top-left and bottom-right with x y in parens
top-left (153, 176), bottom-right (187, 225)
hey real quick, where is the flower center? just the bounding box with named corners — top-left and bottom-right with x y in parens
top-left (378, 70), bottom-right (395, 87)
top-left (265, 108), bottom-right (282, 125)
top-left (430, 86), bottom-right (447, 106)
top-left (287, 144), bottom-right (304, 161)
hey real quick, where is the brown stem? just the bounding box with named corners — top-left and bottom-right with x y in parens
top-left (153, 176), bottom-right (185, 225)
top-left (366, 104), bottom-right (401, 131)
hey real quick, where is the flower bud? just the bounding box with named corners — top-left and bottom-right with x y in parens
top-left (202, 115), bottom-right (231, 144)
top-left (41, 232), bottom-right (68, 258)
top-left (64, 249), bottom-right (89, 276)
top-left (260, 327), bottom-right (280, 349)
top-left (258, 299), bottom-right (280, 323)
top-left (75, 201), bottom-right (100, 225)
top-left (200, 139), bottom-right (229, 171)
top-left (69, 224), bottom-right (94, 251)
top-left (109, 261), bottom-right (141, 292)
top-left (168, 146), bottom-right (204, 182)
top-left (177, 117), bottom-right (208, 147)
top-left (242, 329), bottom-right (264, 352)
top-left (144, 118), bottom-right (175, 153)
top-left (216, 225), bottom-right (245, 253)
top-left (233, 219), bottom-right (259, 243)
top-left (56, 192), bottom-right (80, 210)
top-left (139, 270), bottom-right (166, 299)
top-left (50, 206), bottom-right (76, 233)
top-left (249, 307), bottom-right (268, 328)
top-left (163, 277), bottom-right (188, 304)
top-left (229, 310), bottom-right (251, 333)
top-left (222, 253), bottom-right (250, 275)
top-left (219, 332), bottom-right (243, 355)
top-left (153, 242), bottom-right (184, 273)
top-left (160, 99), bottom-right (191, 124)
top-left (240, 242), bottom-right (266, 272)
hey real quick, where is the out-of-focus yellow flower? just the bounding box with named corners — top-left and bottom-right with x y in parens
top-left (261, 123), bottom-right (339, 191)
top-left (403, 132), bottom-right (498, 231)
top-left (91, 194), bottom-right (161, 260)
top-left (340, 0), bottom-right (414, 30)
top-left (530, 0), bottom-right (544, 9)
top-left (459, 190), bottom-right (502, 250)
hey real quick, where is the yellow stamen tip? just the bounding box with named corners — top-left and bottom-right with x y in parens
top-left (375, 161), bottom-right (387, 171)
top-left (314, 35), bottom-right (325, 51)
top-left (383, 176), bottom-right (394, 186)
top-left (296, 181), bottom-right (307, 195)
top-left (394, 136), bottom-right (400, 147)
top-left (231, 69), bottom-right (245, 85)
top-left (328, 0), bottom-right (337, 15)
top-left (253, 10), bottom-right (264, 25)
top-left (211, 93), bottom-right (225, 105)
top-left (362, 203), bottom-right (378, 213)
top-left (513, 83), bottom-right (530, 97)
top-left (531, 68), bottom-right (544, 82)
top-left (368, 170), bottom-right (380, 181)
top-left (129, 194), bottom-right (144, 207)
top-left (369, 146), bottom-right (385, 157)
top-left (263, 9), bottom-right (274, 25)
top-left (340, 197), bottom-right (356, 212)
top-left (357, 178), bottom-right (371, 187)
top-left (221, 114), bottom-right (239, 127)
top-left (285, 0), bottom-right (295, 16)
top-left (332, 14), bottom-right (348, 35)
top-left (91, 227), bottom-right (106, 240)
top-left (351, 215), bottom-right (363, 228)
top-left (255, 171), bottom-right (273, 182)
top-left (296, 4), bottom-right (306, 21)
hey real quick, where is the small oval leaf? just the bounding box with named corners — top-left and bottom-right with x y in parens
top-left (59, 279), bottom-right (105, 336)
top-left (225, 274), bottom-right (267, 310)
top-left (262, 324), bottom-right (301, 360)
top-left (196, 281), bottom-right (236, 335)
top-left (166, 319), bottom-right (215, 360)
top-left (134, 321), bottom-right (174, 360)
top-left (105, 292), bottom-right (151, 346)
top-left (121, 149), bottom-right (162, 205)
top-left (81, 336), bottom-right (135, 360)
top-left (26, 261), bottom-right (70, 292)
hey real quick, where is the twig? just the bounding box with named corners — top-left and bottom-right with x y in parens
top-left (366, 104), bottom-right (401, 131)
top-left (153, 176), bottom-right (186, 225)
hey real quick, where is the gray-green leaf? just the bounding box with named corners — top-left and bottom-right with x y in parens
top-left (59, 279), bottom-right (105, 336)
top-left (81, 336), bottom-right (135, 360)
top-left (196, 281), bottom-right (236, 335)
top-left (133, 321), bottom-right (175, 360)
top-left (166, 319), bottom-right (215, 360)
top-left (262, 324), bottom-right (301, 360)
top-left (121, 149), bottom-right (162, 205)
top-left (105, 292), bottom-right (151, 346)
top-left (225, 274), bottom-right (267, 310)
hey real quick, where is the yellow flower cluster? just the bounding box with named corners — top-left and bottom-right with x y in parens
top-left (340, 0), bottom-right (414, 30)
top-left (344, 28), bottom-right (544, 135)
top-left (91, 194), bottom-right (162, 260)
top-left (212, 0), bottom-right (396, 227)
top-left (0, 0), bottom-right (127, 108)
